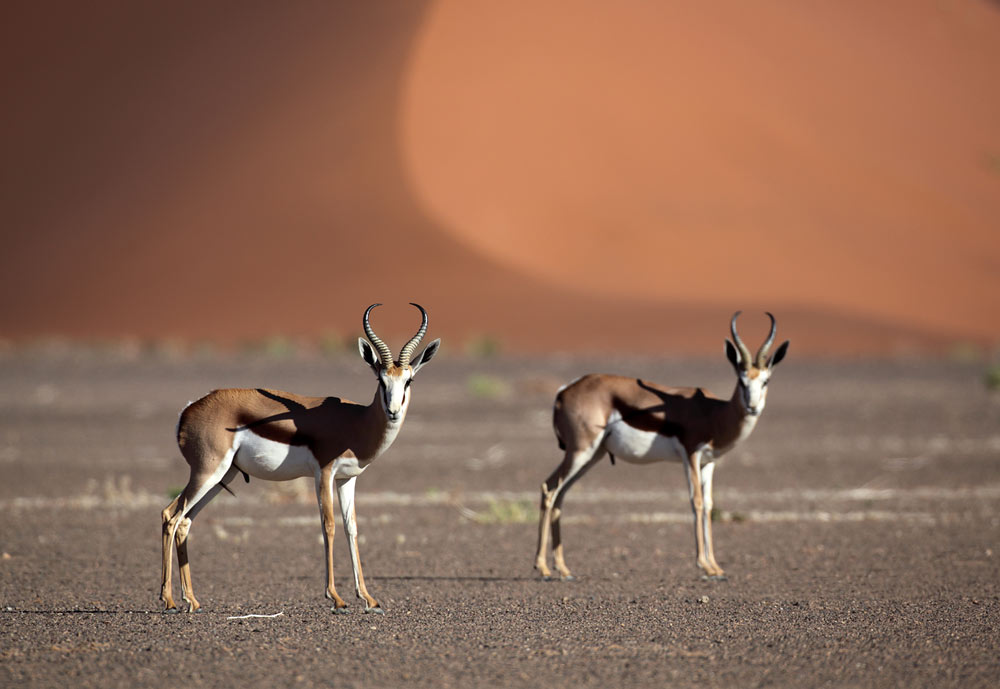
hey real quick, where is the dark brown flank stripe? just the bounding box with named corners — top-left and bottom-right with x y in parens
top-left (231, 413), bottom-right (309, 446)
top-left (611, 397), bottom-right (686, 438)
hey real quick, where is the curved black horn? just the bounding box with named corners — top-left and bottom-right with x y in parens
top-left (756, 312), bottom-right (777, 367)
top-left (398, 303), bottom-right (429, 367)
top-left (730, 311), bottom-right (752, 369)
top-left (363, 303), bottom-right (393, 366)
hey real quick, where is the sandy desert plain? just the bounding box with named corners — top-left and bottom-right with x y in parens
top-left (1, 345), bottom-right (998, 688)
top-left (3, 1), bottom-right (1000, 686)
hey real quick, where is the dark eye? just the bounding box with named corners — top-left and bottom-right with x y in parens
top-left (763, 380), bottom-right (769, 387)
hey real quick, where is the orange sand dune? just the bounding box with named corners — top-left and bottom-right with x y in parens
top-left (402, 0), bottom-right (1000, 344)
top-left (1, 1), bottom-right (998, 355)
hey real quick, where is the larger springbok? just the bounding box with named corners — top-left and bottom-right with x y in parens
top-left (160, 303), bottom-right (440, 614)
top-left (534, 312), bottom-right (788, 581)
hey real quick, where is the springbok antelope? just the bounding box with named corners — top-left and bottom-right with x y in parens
top-left (534, 312), bottom-right (788, 581)
top-left (160, 303), bottom-right (440, 614)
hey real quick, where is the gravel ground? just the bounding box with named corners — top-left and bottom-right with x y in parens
top-left (1, 350), bottom-right (998, 687)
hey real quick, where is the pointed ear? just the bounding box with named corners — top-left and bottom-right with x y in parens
top-left (358, 337), bottom-right (380, 372)
top-left (767, 340), bottom-right (789, 368)
top-left (410, 338), bottom-right (441, 375)
top-left (725, 340), bottom-right (742, 371)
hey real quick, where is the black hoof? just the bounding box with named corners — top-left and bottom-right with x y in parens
top-left (702, 574), bottom-right (728, 582)
top-left (332, 606), bottom-right (350, 614)
top-left (364, 606), bottom-right (385, 615)
top-left (163, 607), bottom-right (180, 615)
top-left (561, 575), bottom-right (576, 582)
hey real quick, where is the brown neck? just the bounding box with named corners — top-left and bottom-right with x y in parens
top-left (359, 386), bottom-right (403, 460)
top-left (712, 379), bottom-right (756, 453)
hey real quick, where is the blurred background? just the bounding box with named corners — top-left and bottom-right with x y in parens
top-left (2, 0), bottom-right (999, 356)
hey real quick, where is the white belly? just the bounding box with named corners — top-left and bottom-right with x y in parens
top-left (603, 410), bottom-right (687, 464)
top-left (233, 430), bottom-right (317, 480)
top-left (232, 430), bottom-right (368, 481)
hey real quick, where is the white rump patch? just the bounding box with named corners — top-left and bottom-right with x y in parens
top-left (555, 375), bottom-right (587, 397)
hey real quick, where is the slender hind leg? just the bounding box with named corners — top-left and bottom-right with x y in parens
top-left (173, 517), bottom-right (195, 608)
top-left (160, 495), bottom-right (184, 611)
top-left (160, 454), bottom-right (236, 612)
top-left (174, 466), bottom-right (240, 612)
top-left (534, 466), bottom-right (565, 579)
top-left (534, 446), bottom-right (605, 580)
top-left (550, 451), bottom-right (604, 579)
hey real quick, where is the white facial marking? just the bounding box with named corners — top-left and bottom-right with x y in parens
top-left (741, 368), bottom-right (770, 416)
top-left (379, 368), bottom-right (413, 423)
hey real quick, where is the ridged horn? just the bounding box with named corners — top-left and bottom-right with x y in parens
top-left (398, 303), bottom-right (429, 367)
top-left (363, 303), bottom-right (393, 366)
top-left (756, 312), bottom-right (777, 368)
top-left (730, 311), bottom-right (752, 369)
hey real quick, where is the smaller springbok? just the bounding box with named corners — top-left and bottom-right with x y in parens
top-left (535, 311), bottom-right (788, 581)
top-left (160, 303), bottom-right (440, 614)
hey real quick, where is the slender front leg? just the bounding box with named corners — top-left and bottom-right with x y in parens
top-left (684, 451), bottom-right (712, 575)
top-left (699, 461), bottom-right (725, 578)
top-left (336, 477), bottom-right (381, 613)
top-left (317, 467), bottom-right (348, 612)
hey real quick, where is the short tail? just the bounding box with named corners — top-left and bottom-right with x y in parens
top-left (553, 393), bottom-right (566, 450)
top-left (220, 467), bottom-right (250, 496)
